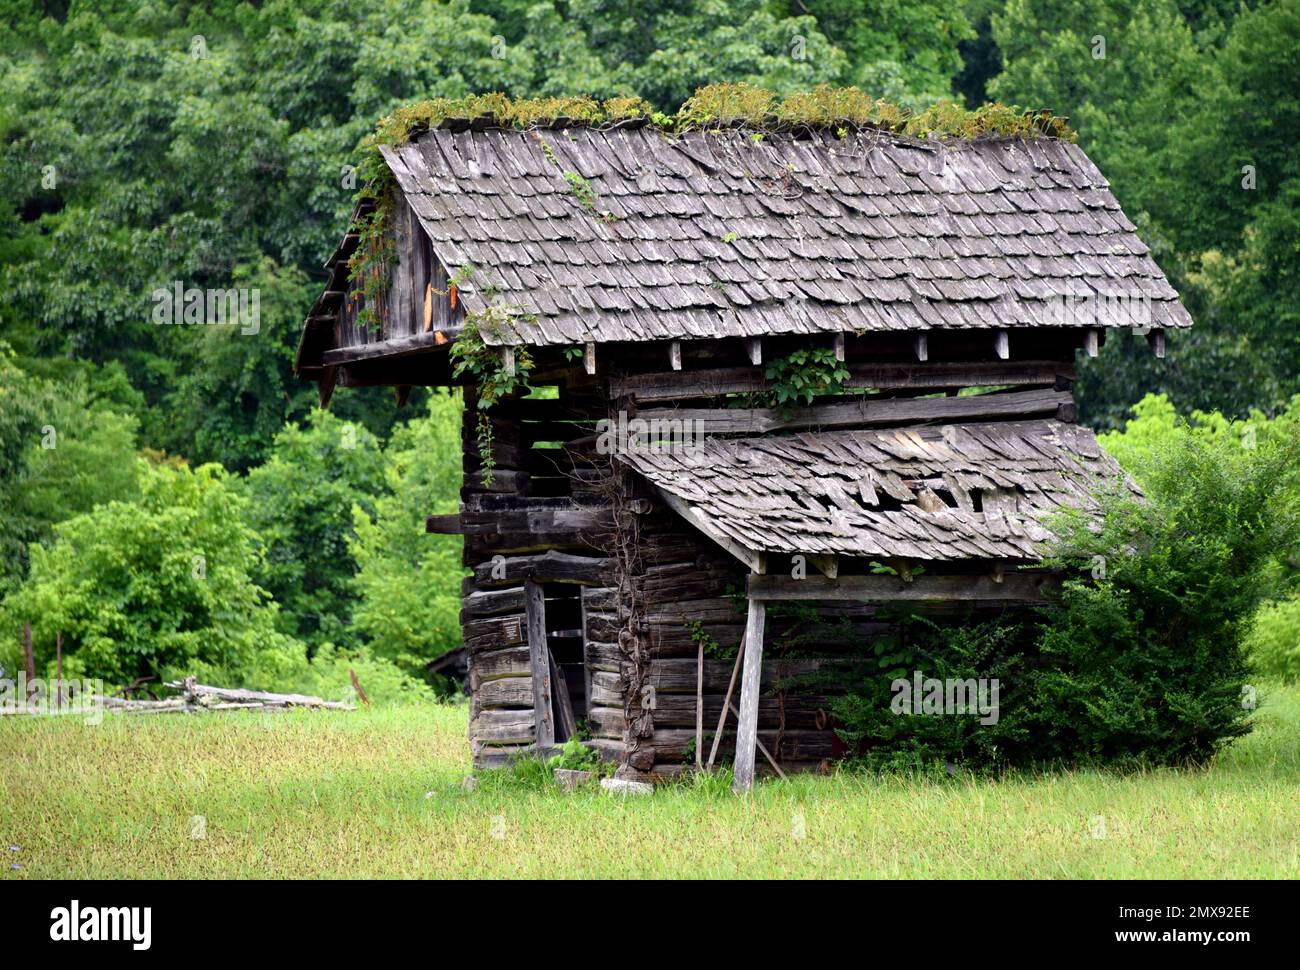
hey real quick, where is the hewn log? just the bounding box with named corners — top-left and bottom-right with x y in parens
top-left (471, 551), bottom-right (616, 588)
top-left (611, 361), bottom-right (1073, 403)
top-left (477, 676), bottom-right (534, 709)
top-left (637, 387), bottom-right (1072, 435)
top-left (471, 708), bottom-right (535, 745)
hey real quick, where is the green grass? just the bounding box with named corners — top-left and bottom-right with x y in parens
top-left (3, 686), bottom-right (1298, 879)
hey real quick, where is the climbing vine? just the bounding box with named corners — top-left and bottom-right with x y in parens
top-left (757, 347), bottom-right (851, 412)
top-left (449, 301), bottom-right (536, 487)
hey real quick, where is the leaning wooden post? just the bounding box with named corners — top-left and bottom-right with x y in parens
top-left (524, 580), bottom-right (555, 749)
top-left (706, 633), bottom-right (746, 769)
top-left (55, 632), bottom-right (63, 711)
top-left (732, 592), bottom-right (766, 792)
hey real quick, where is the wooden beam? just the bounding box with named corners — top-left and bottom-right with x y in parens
top-left (584, 342), bottom-right (597, 375)
top-left (613, 361), bottom-right (1074, 404)
top-left (524, 580), bottom-right (555, 748)
top-left (321, 331), bottom-right (451, 367)
top-left (994, 330), bottom-right (1010, 360)
top-left (891, 558), bottom-right (914, 583)
top-left (914, 333), bottom-right (929, 362)
top-left (394, 384), bottom-right (411, 408)
top-left (747, 572), bottom-right (1052, 604)
top-left (638, 387), bottom-right (1072, 435)
top-left (833, 333), bottom-right (846, 362)
top-left (732, 593), bottom-right (767, 793)
top-left (655, 487), bottom-right (765, 573)
top-left (745, 337), bottom-right (762, 366)
top-left (991, 561), bottom-right (1005, 584)
top-left (502, 346), bottom-right (517, 377)
top-left (469, 550), bottom-right (615, 587)
top-left (668, 340), bottom-right (682, 371)
top-left (425, 514), bottom-right (464, 534)
top-left (1083, 328), bottom-right (1100, 358)
top-left (1148, 329), bottom-right (1166, 359)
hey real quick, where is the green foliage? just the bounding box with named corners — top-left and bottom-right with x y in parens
top-left (0, 346), bottom-right (140, 594)
top-left (241, 409), bottom-right (388, 651)
top-left (449, 303), bottom-right (535, 486)
top-left (832, 617), bottom-right (1028, 773)
top-left (547, 737), bottom-right (602, 773)
top-left (1036, 415), bottom-right (1299, 764)
top-left (761, 347), bottom-right (851, 410)
top-left (349, 392), bottom-right (465, 674)
top-left (1246, 595), bottom-right (1300, 681)
top-left (0, 460), bottom-right (294, 686)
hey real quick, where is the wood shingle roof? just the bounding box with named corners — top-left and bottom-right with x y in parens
top-left (378, 124), bottom-right (1191, 346)
top-left (618, 419), bottom-right (1136, 562)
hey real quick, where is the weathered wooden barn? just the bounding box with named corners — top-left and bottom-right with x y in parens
top-left (296, 110), bottom-right (1188, 789)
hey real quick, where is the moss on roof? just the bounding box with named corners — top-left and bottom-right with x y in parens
top-left (366, 83), bottom-right (1075, 153)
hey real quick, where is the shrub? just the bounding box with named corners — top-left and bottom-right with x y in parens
top-left (0, 460), bottom-right (296, 686)
top-left (834, 413), bottom-right (1299, 771)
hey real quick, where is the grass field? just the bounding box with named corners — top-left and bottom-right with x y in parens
top-left (3, 684), bottom-right (1297, 879)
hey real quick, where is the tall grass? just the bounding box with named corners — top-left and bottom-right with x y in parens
top-left (2, 687), bottom-right (1297, 879)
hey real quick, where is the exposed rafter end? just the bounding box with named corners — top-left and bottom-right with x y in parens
top-left (1083, 328), bottom-right (1100, 358)
top-left (584, 342), bottom-right (597, 375)
top-left (1147, 328), bottom-right (1166, 359)
top-left (502, 346), bottom-right (517, 377)
top-left (745, 337), bottom-right (762, 366)
top-left (991, 561), bottom-right (1005, 584)
top-left (914, 333), bottom-right (929, 362)
top-left (833, 333), bottom-right (846, 363)
top-left (669, 340), bottom-right (682, 371)
top-left (395, 384), bottom-right (411, 408)
top-left (994, 330), bottom-right (1010, 360)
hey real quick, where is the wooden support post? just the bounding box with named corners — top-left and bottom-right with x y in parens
top-left (695, 639), bottom-right (704, 770)
top-left (991, 561), bottom-right (1005, 585)
top-left (55, 632), bottom-right (62, 711)
top-left (668, 340), bottom-right (682, 371)
top-left (914, 333), bottom-right (929, 362)
top-left (584, 342), bottom-right (597, 375)
top-left (1083, 328), bottom-right (1100, 358)
top-left (394, 385), bottom-right (411, 408)
top-left (994, 330), bottom-right (1010, 360)
top-left (892, 558), bottom-right (914, 583)
top-left (833, 333), bottom-right (846, 362)
top-left (732, 595), bottom-right (767, 792)
top-left (1147, 329), bottom-right (1166, 359)
top-left (524, 580), bottom-right (554, 749)
top-left (707, 633), bottom-right (746, 770)
top-left (502, 346), bottom-right (517, 377)
top-left (745, 337), bottom-right (762, 366)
